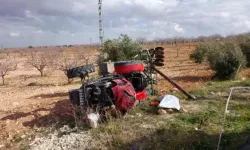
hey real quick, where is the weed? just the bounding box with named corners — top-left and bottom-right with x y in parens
top-left (189, 88), bottom-right (209, 98)
top-left (19, 143), bottom-right (30, 150)
top-left (13, 136), bottom-right (23, 143)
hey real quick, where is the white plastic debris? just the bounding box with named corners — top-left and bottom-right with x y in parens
top-left (87, 113), bottom-right (100, 128)
top-left (158, 95), bottom-right (181, 110)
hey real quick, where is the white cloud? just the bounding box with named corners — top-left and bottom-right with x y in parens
top-left (124, 0), bottom-right (133, 5)
top-left (10, 32), bottom-right (20, 37)
top-left (24, 10), bottom-right (42, 22)
top-left (220, 12), bottom-right (230, 18)
top-left (174, 24), bottom-right (184, 33)
top-left (59, 30), bottom-right (70, 34)
top-left (233, 20), bottom-right (250, 29)
top-left (33, 30), bottom-right (44, 34)
top-left (1, 0), bottom-right (250, 47)
top-left (73, 2), bottom-right (86, 12)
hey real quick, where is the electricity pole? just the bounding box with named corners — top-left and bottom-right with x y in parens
top-left (90, 38), bottom-right (92, 45)
top-left (98, 0), bottom-right (104, 46)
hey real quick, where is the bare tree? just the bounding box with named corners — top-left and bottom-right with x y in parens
top-left (0, 57), bottom-right (17, 85)
top-left (136, 37), bottom-right (147, 44)
top-left (16, 48), bottom-right (27, 57)
top-left (55, 50), bottom-right (89, 83)
top-left (27, 50), bottom-right (56, 77)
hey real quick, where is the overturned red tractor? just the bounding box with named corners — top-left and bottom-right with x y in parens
top-left (69, 61), bottom-right (149, 116)
top-left (67, 47), bottom-right (194, 124)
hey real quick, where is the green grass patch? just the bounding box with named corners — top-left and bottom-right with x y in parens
top-left (90, 78), bottom-right (250, 150)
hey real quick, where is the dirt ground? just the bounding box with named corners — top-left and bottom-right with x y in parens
top-left (0, 44), bottom-right (249, 149)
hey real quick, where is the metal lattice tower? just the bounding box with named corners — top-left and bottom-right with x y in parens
top-left (98, 0), bottom-right (104, 46)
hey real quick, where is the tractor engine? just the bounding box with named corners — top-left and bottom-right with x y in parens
top-left (68, 61), bottom-right (148, 115)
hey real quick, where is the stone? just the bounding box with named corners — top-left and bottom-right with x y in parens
top-left (59, 125), bottom-right (72, 133)
top-left (7, 135), bottom-right (13, 141)
top-left (38, 111), bottom-right (50, 116)
top-left (142, 124), bottom-right (155, 129)
top-left (166, 109), bottom-right (174, 113)
top-left (158, 109), bottom-right (167, 115)
top-left (180, 107), bottom-right (188, 113)
top-left (6, 119), bottom-right (10, 124)
top-left (136, 113), bottom-right (142, 117)
top-left (13, 102), bottom-right (19, 106)
top-left (126, 115), bottom-right (134, 118)
top-left (170, 88), bottom-right (178, 92)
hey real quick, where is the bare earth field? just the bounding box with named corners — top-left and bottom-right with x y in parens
top-left (0, 44), bottom-right (249, 149)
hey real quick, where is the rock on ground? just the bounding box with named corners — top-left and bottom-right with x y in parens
top-left (29, 126), bottom-right (108, 150)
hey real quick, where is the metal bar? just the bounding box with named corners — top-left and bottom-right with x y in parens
top-left (217, 87), bottom-right (250, 150)
top-left (98, 0), bottom-right (104, 46)
top-left (152, 67), bottom-right (196, 100)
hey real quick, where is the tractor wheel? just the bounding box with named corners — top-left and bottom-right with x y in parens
top-left (114, 61), bottom-right (144, 74)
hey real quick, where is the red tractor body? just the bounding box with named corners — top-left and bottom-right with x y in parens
top-left (69, 61), bottom-right (148, 115)
top-left (111, 78), bottom-right (136, 113)
top-left (114, 61), bottom-right (147, 101)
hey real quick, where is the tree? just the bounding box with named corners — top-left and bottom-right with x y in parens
top-left (0, 56), bottom-right (17, 85)
top-left (27, 50), bottom-right (56, 77)
top-left (207, 41), bottom-right (246, 80)
top-left (238, 35), bottom-right (250, 67)
top-left (136, 37), bottom-right (147, 44)
top-left (99, 34), bottom-right (142, 62)
top-left (191, 41), bottom-right (246, 80)
top-left (190, 42), bottom-right (211, 63)
top-left (55, 50), bottom-right (89, 83)
top-left (16, 48), bottom-right (26, 57)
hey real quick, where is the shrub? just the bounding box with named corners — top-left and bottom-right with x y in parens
top-left (190, 43), bottom-right (210, 63)
top-left (239, 36), bottom-right (250, 67)
top-left (99, 34), bottom-right (142, 62)
top-left (207, 41), bottom-right (246, 80)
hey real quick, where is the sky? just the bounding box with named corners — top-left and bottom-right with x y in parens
top-left (0, 0), bottom-right (250, 48)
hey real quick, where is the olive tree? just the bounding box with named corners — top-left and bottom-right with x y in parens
top-left (99, 34), bottom-right (142, 63)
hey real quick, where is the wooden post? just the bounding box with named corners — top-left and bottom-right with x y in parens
top-left (153, 67), bottom-right (196, 100)
top-left (176, 48), bottom-right (179, 57)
